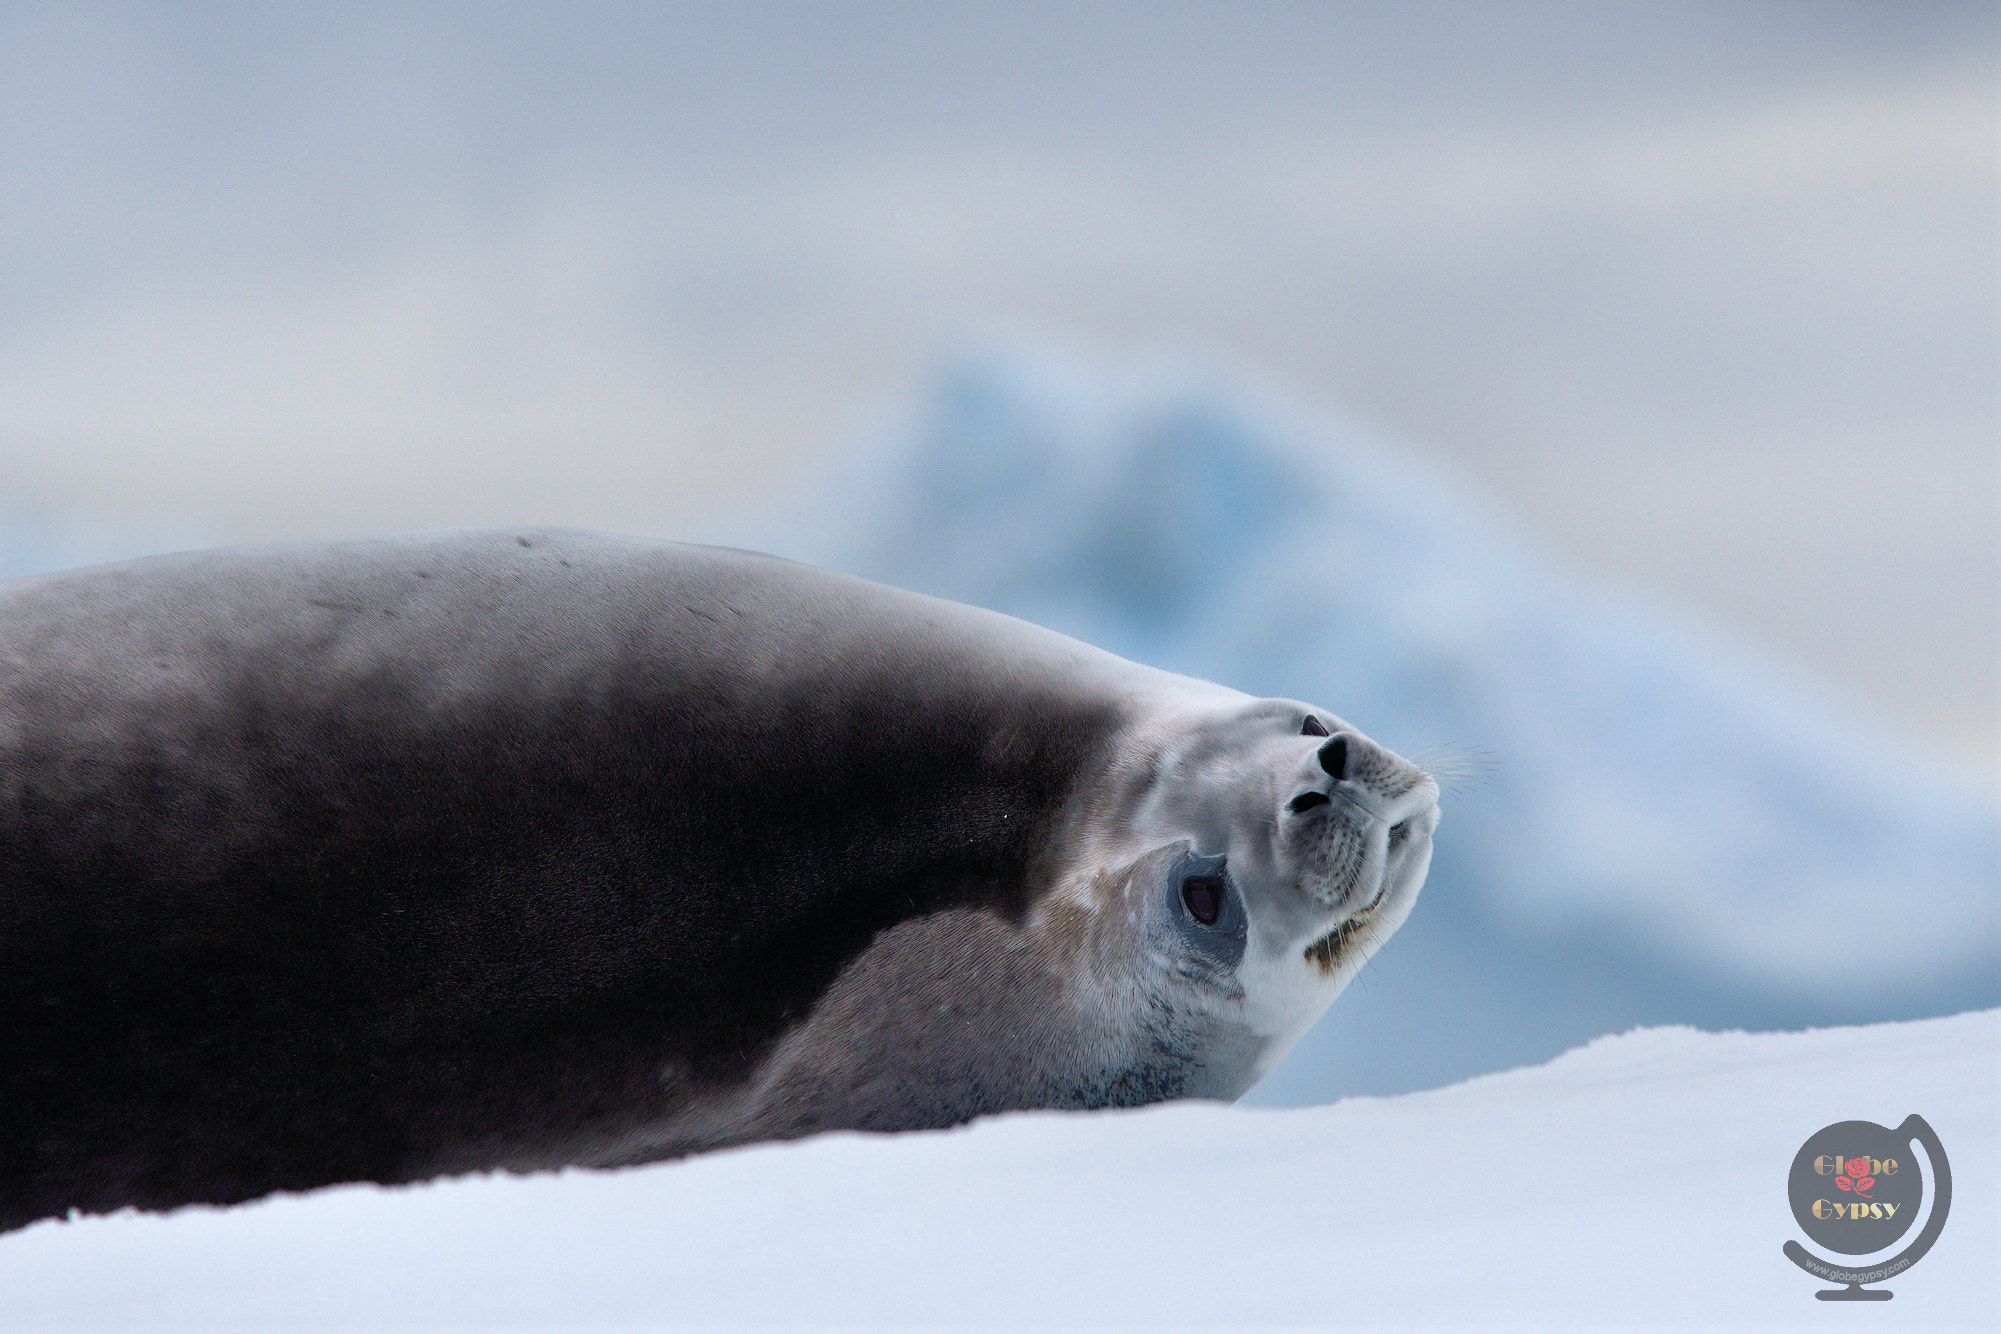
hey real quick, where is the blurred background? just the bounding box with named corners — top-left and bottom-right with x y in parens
top-left (2, 2), bottom-right (1994, 1100)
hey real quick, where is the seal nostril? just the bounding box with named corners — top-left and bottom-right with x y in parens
top-left (1300, 716), bottom-right (1329, 737)
top-left (1287, 790), bottom-right (1331, 813)
top-left (1181, 876), bottom-right (1222, 926)
top-left (1317, 736), bottom-right (1348, 781)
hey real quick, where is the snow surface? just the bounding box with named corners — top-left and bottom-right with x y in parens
top-left (737, 348), bottom-right (2001, 1103)
top-left (3, 1009), bottom-right (1992, 1331)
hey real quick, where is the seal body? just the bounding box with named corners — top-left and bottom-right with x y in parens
top-left (0, 529), bottom-right (1437, 1230)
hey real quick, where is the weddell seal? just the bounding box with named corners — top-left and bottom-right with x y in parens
top-left (0, 528), bottom-right (1437, 1229)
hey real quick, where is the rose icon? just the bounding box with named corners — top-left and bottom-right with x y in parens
top-left (1836, 1157), bottom-right (1876, 1197)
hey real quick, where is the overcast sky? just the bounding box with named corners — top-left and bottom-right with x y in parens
top-left (1, 1), bottom-right (1994, 776)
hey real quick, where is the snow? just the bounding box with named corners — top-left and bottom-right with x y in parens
top-left (739, 348), bottom-right (2001, 1103)
top-left (3, 1010), bottom-right (1992, 1331)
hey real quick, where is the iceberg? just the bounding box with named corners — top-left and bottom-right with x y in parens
top-left (742, 347), bottom-right (2000, 1104)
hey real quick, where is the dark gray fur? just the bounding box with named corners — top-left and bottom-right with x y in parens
top-left (0, 529), bottom-right (1179, 1229)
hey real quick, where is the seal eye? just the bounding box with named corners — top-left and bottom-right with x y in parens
top-left (1181, 876), bottom-right (1223, 927)
top-left (1165, 856), bottom-right (1244, 970)
top-left (1288, 790), bottom-right (1331, 813)
top-left (1301, 716), bottom-right (1329, 737)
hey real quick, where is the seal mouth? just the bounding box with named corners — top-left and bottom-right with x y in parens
top-left (1302, 913), bottom-right (1375, 974)
top-left (1300, 812), bottom-right (1427, 976)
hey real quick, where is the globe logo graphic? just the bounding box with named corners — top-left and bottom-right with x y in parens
top-left (1784, 1115), bottom-right (1952, 1301)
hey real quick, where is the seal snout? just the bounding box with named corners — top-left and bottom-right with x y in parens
top-left (1294, 769), bottom-right (1438, 977)
top-left (1284, 729), bottom-right (1396, 824)
top-left (1282, 733), bottom-right (1350, 813)
top-left (1279, 725), bottom-right (1438, 918)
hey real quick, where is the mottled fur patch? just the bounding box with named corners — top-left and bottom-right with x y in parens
top-left (1303, 916), bottom-right (1369, 975)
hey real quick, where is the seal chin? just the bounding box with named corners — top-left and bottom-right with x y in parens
top-left (1227, 796), bottom-right (1435, 1094)
top-left (1300, 797), bottom-right (1437, 978)
top-left (1297, 763), bottom-right (1439, 964)
top-left (1249, 752), bottom-right (1438, 1075)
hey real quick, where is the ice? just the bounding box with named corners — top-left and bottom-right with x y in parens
top-left (3, 1010), bottom-right (1992, 1330)
top-left (742, 348), bottom-right (2000, 1102)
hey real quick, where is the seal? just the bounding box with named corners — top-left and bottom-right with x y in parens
top-left (0, 528), bottom-right (1437, 1229)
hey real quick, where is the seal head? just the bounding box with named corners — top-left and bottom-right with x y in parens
top-left (1122, 699), bottom-right (1439, 1088)
top-left (703, 696), bottom-right (1438, 1151)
